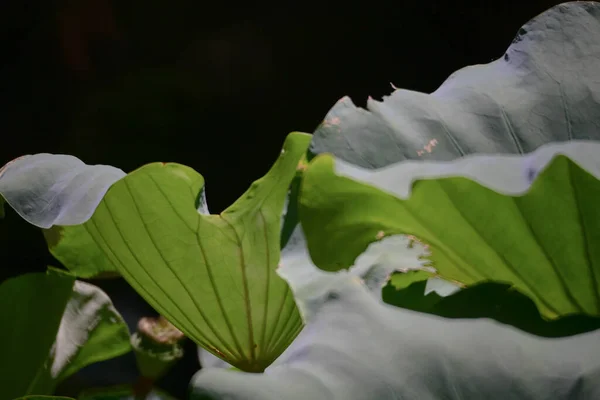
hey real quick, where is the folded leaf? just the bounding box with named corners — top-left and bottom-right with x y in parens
top-left (277, 227), bottom-right (429, 322)
top-left (309, 2), bottom-right (600, 167)
top-left (0, 154), bottom-right (125, 229)
top-left (0, 270), bottom-right (131, 398)
top-left (0, 154), bottom-right (126, 278)
top-left (188, 3), bottom-right (600, 398)
top-left (301, 141), bottom-right (600, 320)
top-left (71, 132), bottom-right (310, 371)
top-left (0, 135), bottom-right (312, 370)
top-left (191, 224), bottom-right (594, 398)
top-left (190, 264), bottom-right (600, 399)
top-left (195, 224), bottom-right (428, 368)
top-left (51, 280), bottom-right (132, 382)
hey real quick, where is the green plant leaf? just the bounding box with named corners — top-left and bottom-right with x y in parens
top-left (0, 270), bottom-right (131, 398)
top-left (308, 2), bottom-right (600, 168)
top-left (278, 225), bottom-right (596, 340)
top-left (190, 244), bottom-right (600, 399)
top-left (188, 2), bottom-right (600, 397)
top-left (51, 280), bottom-right (132, 382)
top-left (387, 268), bottom-right (463, 298)
top-left (43, 226), bottom-right (121, 279)
top-left (71, 132), bottom-right (310, 372)
top-left (0, 269), bottom-right (75, 398)
top-left (383, 272), bottom-right (600, 337)
top-left (384, 271), bottom-right (447, 312)
top-left (0, 154), bottom-right (126, 278)
top-left (300, 141), bottom-right (600, 320)
top-left (297, 0), bottom-right (600, 322)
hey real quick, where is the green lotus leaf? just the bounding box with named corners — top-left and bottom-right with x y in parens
top-left (0, 134), bottom-right (311, 371)
top-left (51, 280), bottom-right (132, 382)
top-left (383, 272), bottom-right (600, 337)
top-left (1, 269), bottom-right (74, 398)
top-left (70, 132), bottom-right (310, 372)
top-left (300, 141), bottom-right (600, 320)
top-left (1, 270), bottom-right (130, 398)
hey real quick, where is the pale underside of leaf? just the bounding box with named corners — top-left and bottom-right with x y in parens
top-left (277, 226), bottom-right (431, 322)
top-left (309, 2), bottom-right (600, 167)
top-left (0, 154), bottom-right (125, 229)
top-left (190, 275), bottom-right (600, 400)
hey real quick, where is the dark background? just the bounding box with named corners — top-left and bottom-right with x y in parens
top-left (0, 0), bottom-right (571, 397)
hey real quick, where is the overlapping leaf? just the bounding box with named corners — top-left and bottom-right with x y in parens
top-left (0, 154), bottom-right (125, 229)
top-left (277, 226), bottom-right (430, 321)
top-left (0, 270), bottom-right (74, 398)
top-left (383, 272), bottom-right (600, 337)
top-left (51, 280), bottom-right (132, 382)
top-left (296, 0), bottom-right (600, 325)
top-left (0, 154), bottom-right (126, 278)
top-left (69, 132), bottom-right (310, 371)
top-left (309, 2), bottom-right (600, 167)
top-left (0, 136), bottom-right (311, 371)
top-left (0, 270), bottom-right (131, 398)
top-left (300, 141), bottom-right (600, 319)
top-left (190, 237), bottom-right (600, 399)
